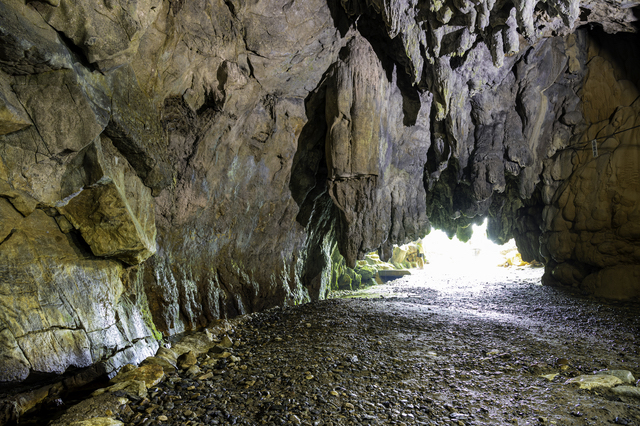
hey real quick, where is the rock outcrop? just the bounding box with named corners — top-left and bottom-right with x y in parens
top-left (0, 0), bottom-right (639, 393)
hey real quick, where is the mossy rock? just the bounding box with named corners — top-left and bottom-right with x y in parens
top-left (345, 268), bottom-right (362, 290)
top-left (355, 265), bottom-right (376, 280)
top-left (352, 273), bottom-right (362, 289)
top-left (337, 273), bottom-right (352, 290)
top-left (361, 278), bottom-right (377, 287)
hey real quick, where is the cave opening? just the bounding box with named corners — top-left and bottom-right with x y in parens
top-left (419, 218), bottom-right (542, 279)
top-left (335, 218), bottom-right (545, 300)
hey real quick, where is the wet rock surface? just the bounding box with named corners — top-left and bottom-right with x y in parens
top-left (41, 267), bottom-right (640, 426)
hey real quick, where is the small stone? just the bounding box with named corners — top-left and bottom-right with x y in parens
top-left (66, 418), bottom-right (124, 426)
top-left (221, 335), bottom-right (233, 348)
top-left (156, 347), bottom-right (178, 363)
top-left (186, 365), bottom-right (201, 377)
top-left (595, 369), bottom-right (636, 384)
top-left (611, 386), bottom-right (640, 399)
top-left (305, 374), bottom-right (314, 380)
top-left (111, 364), bottom-right (164, 389)
top-left (344, 402), bottom-right (354, 410)
top-left (140, 356), bottom-right (177, 373)
top-left (230, 355), bottom-right (241, 362)
top-left (565, 374), bottom-right (623, 389)
top-left (290, 414), bottom-right (302, 424)
top-left (93, 380), bottom-right (148, 399)
top-left (539, 373), bottom-right (558, 381)
top-left (330, 390), bottom-right (339, 396)
top-left (305, 323), bottom-right (312, 328)
top-left (208, 345), bottom-right (225, 354)
top-left (157, 415), bottom-right (168, 421)
top-left (197, 372), bottom-right (214, 380)
top-left (177, 351), bottom-right (197, 369)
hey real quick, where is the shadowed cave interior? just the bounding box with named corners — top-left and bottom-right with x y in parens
top-left (0, 0), bottom-right (640, 424)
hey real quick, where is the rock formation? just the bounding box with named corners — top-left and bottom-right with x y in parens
top-left (0, 0), bottom-right (639, 390)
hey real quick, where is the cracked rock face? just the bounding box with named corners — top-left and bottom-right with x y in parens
top-left (0, 0), bottom-right (639, 385)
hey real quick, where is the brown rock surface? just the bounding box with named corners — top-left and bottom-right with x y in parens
top-left (59, 136), bottom-right (156, 265)
top-left (540, 31), bottom-right (640, 298)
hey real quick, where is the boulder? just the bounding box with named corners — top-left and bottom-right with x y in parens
top-left (565, 374), bottom-right (623, 389)
top-left (110, 364), bottom-right (164, 388)
top-left (59, 136), bottom-right (156, 265)
top-left (92, 379), bottom-right (147, 399)
top-left (377, 270), bottom-right (411, 283)
top-left (48, 394), bottom-right (128, 426)
top-left (176, 351), bottom-right (197, 370)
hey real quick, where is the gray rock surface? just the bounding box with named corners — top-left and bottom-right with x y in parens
top-left (0, 0), bottom-right (639, 387)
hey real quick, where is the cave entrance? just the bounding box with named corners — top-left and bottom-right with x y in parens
top-left (420, 219), bottom-right (537, 276)
top-left (375, 219), bottom-right (545, 295)
top-left (341, 219), bottom-right (544, 299)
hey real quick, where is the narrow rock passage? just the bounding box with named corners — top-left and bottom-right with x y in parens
top-left (95, 267), bottom-right (640, 425)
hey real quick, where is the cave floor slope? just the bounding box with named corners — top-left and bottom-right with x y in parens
top-left (62, 266), bottom-right (640, 425)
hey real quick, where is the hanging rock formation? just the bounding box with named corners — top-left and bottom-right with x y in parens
top-left (0, 0), bottom-right (639, 390)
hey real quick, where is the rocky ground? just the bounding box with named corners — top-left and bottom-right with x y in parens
top-left (28, 264), bottom-right (640, 426)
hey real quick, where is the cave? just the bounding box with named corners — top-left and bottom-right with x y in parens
top-left (1, 0), bottom-right (640, 423)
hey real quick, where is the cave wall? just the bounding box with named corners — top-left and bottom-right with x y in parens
top-left (539, 30), bottom-right (640, 299)
top-left (0, 0), bottom-right (639, 383)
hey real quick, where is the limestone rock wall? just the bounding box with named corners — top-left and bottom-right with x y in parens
top-left (0, 0), bottom-right (639, 386)
top-left (539, 31), bottom-right (640, 299)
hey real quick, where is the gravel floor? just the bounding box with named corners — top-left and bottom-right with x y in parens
top-left (101, 266), bottom-right (640, 425)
